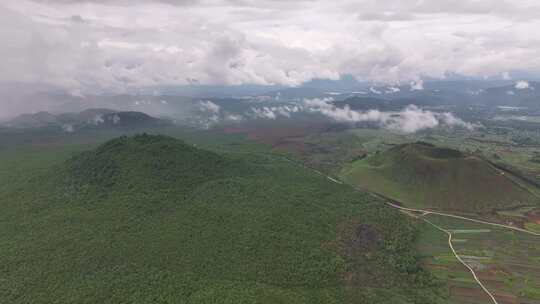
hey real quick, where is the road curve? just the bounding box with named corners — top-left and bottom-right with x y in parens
top-left (385, 202), bottom-right (540, 237)
top-left (273, 150), bottom-right (540, 237)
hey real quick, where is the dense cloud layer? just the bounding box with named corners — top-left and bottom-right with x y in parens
top-left (1, 0), bottom-right (540, 93)
top-left (243, 98), bottom-right (478, 133)
top-left (304, 98), bottom-right (478, 132)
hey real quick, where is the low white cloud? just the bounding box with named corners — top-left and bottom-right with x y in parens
top-left (92, 114), bottom-right (104, 125)
top-left (112, 113), bottom-right (120, 124)
top-left (250, 107), bottom-right (277, 119)
top-left (410, 79), bottom-right (424, 91)
top-left (385, 86), bottom-right (401, 94)
top-left (249, 104), bottom-right (302, 120)
top-left (225, 114), bottom-right (243, 121)
top-left (303, 97), bottom-right (334, 108)
top-left (134, 100), bottom-right (152, 106)
top-left (197, 101), bottom-right (302, 126)
top-left (199, 114), bottom-right (220, 129)
top-left (199, 100), bottom-right (221, 113)
top-left (62, 124), bottom-right (74, 132)
top-left (387, 105), bottom-right (439, 132)
top-left (467, 89), bottom-right (484, 95)
top-left (194, 100), bottom-right (223, 128)
top-left (515, 80), bottom-right (530, 90)
top-left (303, 98), bottom-right (478, 133)
top-left (369, 87), bottom-right (382, 94)
top-left (436, 112), bottom-right (478, 130)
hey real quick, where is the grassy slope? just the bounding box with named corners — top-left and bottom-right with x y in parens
top-left (0, 134), bottom-right (446, 304)
top-left (340, 142), bottom-right (539, 212)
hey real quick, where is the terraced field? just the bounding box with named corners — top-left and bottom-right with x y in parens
top-left (417, 214), bottom-right (540, 304)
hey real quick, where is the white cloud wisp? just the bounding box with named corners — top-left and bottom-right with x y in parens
top-left (302, 98), bottom-right (478, 133)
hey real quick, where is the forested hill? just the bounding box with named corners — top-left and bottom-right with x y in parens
top-left (0, 134), bottom-right (446, 304)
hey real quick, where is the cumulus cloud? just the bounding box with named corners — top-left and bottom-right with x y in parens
top-left (199, 100), bottom-right (221, 113)
top-left (515, 80), bottom-right (531, 90)
top-left (225, 114), bottom-right (243, 121)
top-left (112, 113), bottom-right (120, 124)
top-left (387, 105), bottom-right (438, 132)
top-left (303, 98), bottom-right (478, 133)
top-left (251, 107), bottom-right (277, 119)
top-left (249, 104), bottom-right (301, 120)
top-left (437, 112), bottom-right (478, 130)
top-left (410, 79), bottom-right (424, 91)
top-left (193, 100), bottom-right (222, 128)
top-left (62, 124), bottom-right (74, 132)
top-left (385, 86), bottom-right (400, 93)
top-left (303, 97), bottom-right (335, 108)
top-left (1, 0), bottom-right (540, 93)
top-left (92, 114), bottom-right (104, 125)
top-left (369, 87), bottom-right (382, 94)
top-left (162, 95), bottom-right (478, 132)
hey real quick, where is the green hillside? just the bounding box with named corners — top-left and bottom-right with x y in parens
top-left (340, 142), bottom-right (539, 213)
top-left (0, 134), bottom-right (446, 304)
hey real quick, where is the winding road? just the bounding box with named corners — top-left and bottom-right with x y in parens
top-left (422, 217), bottom-right (500, 304)
top-left (384, 201), bottom-right (540, 237)
top-left (323, 175), bottom-right (540, 304)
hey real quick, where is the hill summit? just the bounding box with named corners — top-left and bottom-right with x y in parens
top-left (341, 142), bottom-right (539, 212)
top-left (64, 134), bottom-right (244, 195)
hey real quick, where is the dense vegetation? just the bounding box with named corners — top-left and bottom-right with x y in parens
top-left (0, 134), bottom-right (446, 303)
top-left (340, 142), bottom-right (539, 213)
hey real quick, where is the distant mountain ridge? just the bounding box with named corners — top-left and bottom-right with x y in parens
top-left (3, 109), bottom-right (171, 131)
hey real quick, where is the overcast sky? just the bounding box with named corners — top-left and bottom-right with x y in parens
top-left (1, 0), bottom-right (540, 93)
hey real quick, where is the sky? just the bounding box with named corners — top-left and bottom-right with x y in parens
top-left (1, 0), bottom-right (540, 94)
